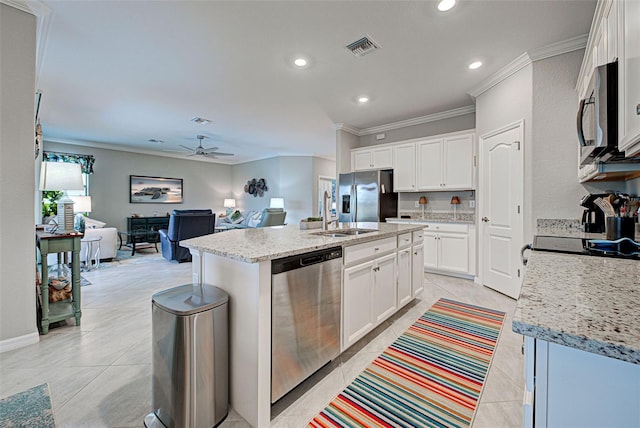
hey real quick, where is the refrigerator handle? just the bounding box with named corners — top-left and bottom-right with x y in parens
top-left (352, 183), bottom-right (357, 222)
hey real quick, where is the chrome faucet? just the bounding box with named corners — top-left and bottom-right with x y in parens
top-left (322, 190), bottom-right (337, 230)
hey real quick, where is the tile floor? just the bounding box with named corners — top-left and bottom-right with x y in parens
top-left (0, 251), bottom-right (523, 427)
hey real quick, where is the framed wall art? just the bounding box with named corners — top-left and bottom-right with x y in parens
top-left (130, 175), bottom-right (183, 204)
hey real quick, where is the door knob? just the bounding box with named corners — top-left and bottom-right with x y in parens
top-left (482, 217), bottom-right (490, 222)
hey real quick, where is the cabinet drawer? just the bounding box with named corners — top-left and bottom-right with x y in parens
top-left (398, 233), bottom-right (412, 248)
top-left (344, 237), bottom-right (396, 265)
top-left (412, 230), bottom-right (424, 243)
top-left (422, 223), bottom-right (468, 234)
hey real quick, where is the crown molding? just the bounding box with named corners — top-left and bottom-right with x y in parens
top-left (1, 0), bottom-right (52, 87)
top-left (469, 33), bottom-right (589, 99)
top-left (360, 106), bottom-right (476, 136)
top-left (468, 52), bottom-right (532, 99)
top-left (334, 123), bottom-right (361, 136)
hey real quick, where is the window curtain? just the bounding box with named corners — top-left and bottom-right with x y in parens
top-left (43, 151), bottom-right (95, 174)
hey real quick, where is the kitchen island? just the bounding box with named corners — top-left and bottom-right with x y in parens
top-left (512, 250), bottom-right (640, 427)
top-left (182, 222), bottom-right (424, 427)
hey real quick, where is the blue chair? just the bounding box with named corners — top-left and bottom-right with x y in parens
top-left (159, 209), bottom-right (215, 262)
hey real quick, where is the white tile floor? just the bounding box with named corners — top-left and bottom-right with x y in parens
top-left (0, 251), bottom-right (524, 427)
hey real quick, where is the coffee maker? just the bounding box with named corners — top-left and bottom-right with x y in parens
top-left (580, 193), bottom-right (609, 233)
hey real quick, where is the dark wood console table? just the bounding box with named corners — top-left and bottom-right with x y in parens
top-left (126, 216), bottom-right (169, 243)
top-left (36, 231), bottom-right (82, 334)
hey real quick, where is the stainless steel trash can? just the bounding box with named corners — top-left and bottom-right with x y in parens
top-left (144, 284), bottom-right (229, 428)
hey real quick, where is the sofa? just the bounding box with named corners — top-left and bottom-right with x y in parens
top-left (159, 209), bottom-right (216, 263)
top-left (222, 208), bottom-right (287, 229)
top-left (45, 217), bottom-right (118, 265)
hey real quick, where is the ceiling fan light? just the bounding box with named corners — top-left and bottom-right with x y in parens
top-left (469, 61), bottom-right (483, 70)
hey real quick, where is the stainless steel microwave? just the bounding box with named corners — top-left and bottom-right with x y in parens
top-left (577, 61), bottom-right (618, 166)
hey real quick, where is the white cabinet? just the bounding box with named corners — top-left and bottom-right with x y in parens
top-left (372, 253), bottom-right (397, 323)
top-left (417, 134), bottom-right (474, 190)
top-left (619, 0), bottom-right (640, 156)
top-left (397, 247), bottom-right (412, 307)
top-left (351, 146), bottom-right (393, 171)
top-left (393, 143), bottom-right (417, 191)
top-left (343, 260), bottom-right (375, 348)
top-left (523, 337), bottom-right (640, 428)
top-left (411, 244), bottom-right (424, 297)
top-left (343, 237), bottom-right (398, 350)
top-left (422, 223), bottom-right (474, 277)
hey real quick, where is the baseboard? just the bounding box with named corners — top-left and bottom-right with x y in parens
top-left (424, 268), bottom-right (475, 281)
top-left (0, 332), bottom-right (39, 353)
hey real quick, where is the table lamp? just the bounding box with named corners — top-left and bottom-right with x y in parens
top-left (419, 196), bottom-right (428, 219)
top-left (71, 195), bottom-right (92, 233)
top-left (450, 196), bottom-right (461, 220)
top-left (270, 197), bottom-right (285, 209)
top-left (223, 198), bottom-right (236, 216)
top-left (40, 162), bottom-right (84, 233)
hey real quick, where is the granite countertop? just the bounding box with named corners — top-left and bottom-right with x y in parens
top-left (512, 251), bottom-right (640, 364)
top-left (181, 222), bottom-right (423, 264)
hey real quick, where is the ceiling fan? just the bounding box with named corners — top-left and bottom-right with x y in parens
top-left (178, 135), bottom-right (234, 158)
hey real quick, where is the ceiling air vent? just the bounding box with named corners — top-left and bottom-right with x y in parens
top-left (346, 35), bottom-right (380, 57)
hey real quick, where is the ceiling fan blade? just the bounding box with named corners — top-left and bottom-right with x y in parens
top-left (201, 146), bottom-right (220, 153)
top-left (208, 152), bottom-right (234, 156)
top-left (178, 145), bottom-right (194, 152)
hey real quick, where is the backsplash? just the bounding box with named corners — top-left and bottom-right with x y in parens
top-left (397, 211), bottom-right (475, 223)
top-left (398, 190), bottom-right (476, 215)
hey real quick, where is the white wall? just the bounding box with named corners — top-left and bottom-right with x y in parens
top-left (476, 63), bottom-right (534, 240)
top-left (358, 113), bottom-right (476, 147)
top-left (44, 142), bottom-right (233, 231)
top-left (336, 129), bottom-right (359, 175)
top-left (0, 4), bottom-right (39, 350)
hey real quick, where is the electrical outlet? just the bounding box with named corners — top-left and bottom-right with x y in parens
top-left (469, 200), bottom-right (476, 208)
top-left (414, 201), bottom-right (419, 208)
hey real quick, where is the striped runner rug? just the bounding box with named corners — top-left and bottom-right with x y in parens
top-left (308, 298), bottom-right (505, 428)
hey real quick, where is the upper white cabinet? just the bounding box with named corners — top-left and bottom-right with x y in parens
top-left (417, 134), bottom-right (474, 190)
top-left (393, 143), bottom-right (417, 191)
top-left (619, 0), bottom-right (640, 156)
top-left (352, 146), bottom-right (393, 171)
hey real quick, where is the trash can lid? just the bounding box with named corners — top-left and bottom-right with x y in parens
top-left (152, 284), bottom-right (229, 316)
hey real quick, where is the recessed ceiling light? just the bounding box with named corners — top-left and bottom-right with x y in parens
top-left (437, 0), bottom-right (456, 12)
top-left (358, 96), bottom-right (369, 103)
top-left (468, 61), bottom-right (483, 70)
top-left (294, 58), bottom-right (307, 67)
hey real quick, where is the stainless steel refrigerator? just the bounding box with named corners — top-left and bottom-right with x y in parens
top-left (338, 169), bottom-right (398, 222)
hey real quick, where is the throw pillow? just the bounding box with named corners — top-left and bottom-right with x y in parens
top-left (84, 217), bottom-right (106, 229)
top-left (230, 210), bottom-right (244, 224)
top-left (247, 211), bottom-right (262, 227)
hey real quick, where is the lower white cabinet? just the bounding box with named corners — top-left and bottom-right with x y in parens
top-left (397, 247), bottom-right (412, 307)
top-left (422, 223), bottom-right (474, 277)
top-left (412, 244), bottom-right (424, 297)
top-left (523, 337), bottom-right (640, 428)
top-left (372, 253), bottom-right (397, 323)
top-left (343, 260), bottom-right (375, 348)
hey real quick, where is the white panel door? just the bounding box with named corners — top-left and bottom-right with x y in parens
top-left (373, 253), bottom-right (397, 323)
top-left (393, 143), bottom-right (416, 191)
top-left (352, 151), bottom-right (372, 171)
top-left (480, 122), bottom-right (524, 299)
top-left (422, 231), bottom-right (438, 270)
top-left (443, 134), bottom-right (474, 189)
top-left (397, 248), bottom-right (412, 306)
top-left (438, 233), bottom-right (469, 274)
top-left (412, 244), bottom-right (424, 297)
top-left (343, 261), bottom-right (374, 349)
top-left (417, 139), bottom-right (443, 190)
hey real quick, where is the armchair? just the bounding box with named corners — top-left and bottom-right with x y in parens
top-left (159, 209), bottom-right (215, 263)
top-left (256, 208), bottom-right (286, 227)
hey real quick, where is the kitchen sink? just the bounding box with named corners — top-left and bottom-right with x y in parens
top-left (311, 228), bottom-right (378, 238)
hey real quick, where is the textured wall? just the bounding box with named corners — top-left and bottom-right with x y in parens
top-left (0, 4), bottom-right (38, 348)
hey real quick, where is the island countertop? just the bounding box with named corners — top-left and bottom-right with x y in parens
top-left (181, 222), bottom-right (424, 263)
top-left (512, 250), bottom-right (640, 364)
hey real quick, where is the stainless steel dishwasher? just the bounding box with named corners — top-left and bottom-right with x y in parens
top-left (271, 246), bottom-right (342, 403)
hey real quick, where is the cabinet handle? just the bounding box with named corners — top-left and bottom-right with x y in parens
top-left (636, 104), bottom-right (640, 115)
top-left (482, 217), bottom-right (490, 222)
top-left (373, 266), bottom-right (380, 272)
top-left (414, 251), bottom-right (418, 255)
top-left (374, 247), bottom-right (380, 251)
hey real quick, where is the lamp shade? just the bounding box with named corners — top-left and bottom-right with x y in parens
top-left (450, 196), bottom-right (461, 205)
top-left (418, 196), bottom-right (428, 205)
top-left (270, 197), bottom-right (284, 209)
top-left (39, 162), bottom-right (84, 192)
top-left (70, 195), bottom-right (92, 213)
top-left (223, 198), bottom-right (236, 208)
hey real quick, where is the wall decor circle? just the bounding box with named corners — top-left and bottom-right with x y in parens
top-left (245, 178), bottom-right (268, 197)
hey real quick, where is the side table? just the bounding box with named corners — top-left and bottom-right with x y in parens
top-left (36, 231), bottom-right (82, 334)
top-left (81, 235), bottom-right (102, 271)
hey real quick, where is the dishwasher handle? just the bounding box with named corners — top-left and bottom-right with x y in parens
top-left (299, 255), bottom-right (324, 267)
top-left (272, 246), bottom-right (342, 275)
